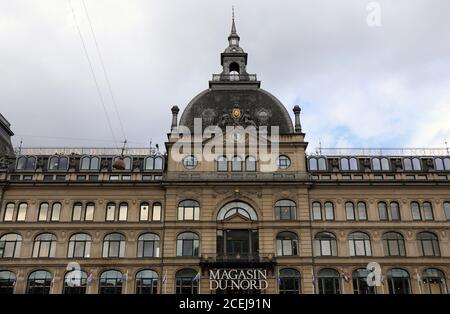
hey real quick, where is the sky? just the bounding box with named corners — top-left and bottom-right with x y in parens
top-left (1, 0), bottom-right (450, 153)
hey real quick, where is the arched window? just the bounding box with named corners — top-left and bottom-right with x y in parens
top-left (276, 232), bottom-right (298, 256)
top-left (99, 270), bottom-right (122, 294)
top-left (32, 233), bottom-right (57, 258)
top-left (423, 268), bottom-right (448, 294)
top-left (390, 201), bottom-right (401, 221)
top-left (0, 270), bottom-right (16, 294)
top-left (381, 158), bottom-right (390, 170)
top-left (177, 200), bottom-right (200, 221)
top-left (324, 202), bottom-right (334, 220)
top-left (403, 158), bottom-right (413, 171)
top-left (444, 202), bottom-right (450, 220)
top-left (16, 156), bottom-right (36, 170)
top-left (309, 158), bottom-right (318, 171)
top-left (136, 270), bottom-right (158, 294)
top-left (217, 201), bottom-right (258, 221)
top-left (38, 202), bottom-right (49, 221)
top-left (51, 202), bottom-right (61, 221)
top-left (277, 155), bottom-right (291, 169)
top-left (382, 232), bottom-right (406, 256)
top-left (372, 158), bottom-right (381, 171)
top-left (422, 202), bottom-right (434, 221)
top-left (183, 155), bottom-right (198, 170)
top-left (144, 156), bottom-right (154, 170)
top-left (444, 158), bottom-right (450, 170)
top-left (85, 202), bottom-right (95, 221)
top-left (68, 233), bottom-right (91, 258)
top-left (312, 202), bottom-right (322, 220)
top-left (3, 203), bottom-right (14, 221)
top-left (48, 156), bottom-right (68, 170)
top-left (139, 202), bottom-right (162, 221)
top-left (352, 269), bottom-right (375, 294)
top-left (345, 202), bottom-right (355, 220)
top-left (231, 156), bottom-right (242, 171)
top-left (349, 158), bottom-right (358, 170)
top-left (411, 201), bottom-right (421, 220)
top-left (106, 202), bottom-right (116, 221)
top-left (387, 268), bottom-right (411, 294)
top-left (378, 202), bottom-right (388, 221)
top-left (137, 233), bottom-right (160, 257)
top-left (80, 156), bottom-right (97, 170)
top-left (412, 158), bottom-right (421, 170)
top-left (274, 200), bottom-right (296, 220)
top-left (175, 268), bottom-right (198, 294)
top-left (245, 156), bottom-right (256, 171)
top-left (318, 158), bottom-right (327, 171)
top-left (340, 158), bottom-right (349, 171)
top-left (357, 202), bottom-right (368, 221)
top-left (417, 232), bottom-right (440, 257)
top-left (17, 203), bottom-right (27, 221)
top-left (217, 156), bottom-right (228, 171)
top-left (154, 156), bottom-right (163, 170)
top-left (435, 158), bottom-right (444, 171)
top-left (118, 202), bottom-right (128, 221)
top-left (314, 232), bottom-right (337, 256)
top-left (72, 202), bottom-right (83, 221)
top-left (176, 232), bottom-right (199, 257)
top-left (317, 269), bottom-right (341, 294)
top-left (0, 233), bottom-right (22, 258)
top-left (113, 156), bottom-right (132, 170)
top-left (102, 233), bottom-right (126, 258)
top-left (27, 270), bottom-right (52, 294)
top-left (63, 270), bottom-right (87, 294)
top-left (349, 232), bottom-right (371, 256)
top-left (278, 268), bottom-right (301, 294)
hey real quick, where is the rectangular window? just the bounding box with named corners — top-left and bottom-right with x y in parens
top-left (445, 202), bottom-right (450, 220)
top-left (77, 175), bottom-right (86, 181)
top-left (321, 241), bottom-right (331, 256)
top-left (282, 240), bottom-right (293, 256)
top-left (122, 175), bottom-right (131, 181)
top-left (89, 175), bottom-right (99, 181)
top-left (38, 204), bottom-right (49, 221)
top-left (184, 207), bottom-right (194, 220)
top-left (109, 175), bottom-right (119, 181)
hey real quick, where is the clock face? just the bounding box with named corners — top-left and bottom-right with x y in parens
top-left (232, 108), bottom-right (241, 119)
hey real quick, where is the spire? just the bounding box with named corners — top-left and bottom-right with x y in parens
top-left (228, 6), bottom-right (240, 45)
top-left (231, 6), bottom-right (237, 34)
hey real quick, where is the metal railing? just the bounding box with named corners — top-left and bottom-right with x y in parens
top-left (164, 171), bottom-right (310, 181)
top-left (309, 147), bottom-right (450, 157)
top-left (14, 147), bottom-right (162, 156)
top-left (201, 253), bottom-right (275, 264)
top-left (211, 74), bottom-right (258, 82)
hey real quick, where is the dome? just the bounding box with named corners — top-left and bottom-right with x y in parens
top-left (179, 88), bottom-right (294, 134)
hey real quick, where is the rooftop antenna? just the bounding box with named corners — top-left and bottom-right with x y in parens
top-left (17, 138), bottom-right (23, 155)
top-left (319, 140), bottom-right (322, 155)
top-left (445, 139), bottom-right (449, 155)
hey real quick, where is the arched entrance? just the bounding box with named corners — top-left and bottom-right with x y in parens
top-left (216, 201), bottom-right (258, 260)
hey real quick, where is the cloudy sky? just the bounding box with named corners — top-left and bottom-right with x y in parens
top-left (1, 0), bottom-right (450, 153)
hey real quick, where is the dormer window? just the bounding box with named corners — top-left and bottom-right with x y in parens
top-left (230, 39), bottom-right (238, 45)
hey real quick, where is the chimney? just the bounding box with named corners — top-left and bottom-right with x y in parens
top-left (171, 105), bottom-right (180, 132)
top-left (292, 105), bottom-right (302, 133)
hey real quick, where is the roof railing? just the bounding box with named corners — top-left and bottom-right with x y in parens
top-left (308, 147), bottom-right (450, 157)
top-left (14, 147), bottom-right (163, 156)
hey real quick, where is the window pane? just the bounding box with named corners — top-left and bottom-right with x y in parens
top-left (85, 204), bottom-right (95, 221)
top-left (17, 204), bottom-right (27, 221)
top-left (38, 203), bottom-right (48, 221)
top-left (444, 202), bottom-right (450, 220)
top-left (4, 204), bottom-right (14, 221)
top-left (152, 204), bottom-right (161, 221)
top-left (119, 204), bottom-right (128, 221)
top-left (51, 203), bottom-right (61, 221)
top-left (140, 204), bottom-right (149, 221)
top-left (106, 204), bottom-right (115, 221)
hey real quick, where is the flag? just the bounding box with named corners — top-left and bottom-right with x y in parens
top-left (192, 272), bottom-right (201, 282)
top-left (162, 270), bottom-right (167, 284)
top-left (311, 270), bottom-right (316, 287)
top-left (122, 272), bottom-right (128, 281)
top-left (342, 272), bottom-right (351, 283)
top-left (87, 272), bottom-right (93, 286)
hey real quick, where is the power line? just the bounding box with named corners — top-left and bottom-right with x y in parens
top-left (81, 0), bottom-right (127, 142)
top-left (67, 0), bottom-right (118, 148)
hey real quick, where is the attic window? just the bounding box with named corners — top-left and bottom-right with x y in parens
top-left (229, 62), bottom-right (240, 74)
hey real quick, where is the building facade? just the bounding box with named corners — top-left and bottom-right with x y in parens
top-left (0, 17), bottom-right (450, 295)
